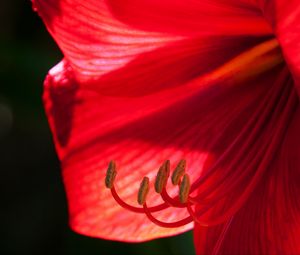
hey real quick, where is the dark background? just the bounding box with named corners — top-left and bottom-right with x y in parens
top-left (0, 1), bottom-right (195, 254)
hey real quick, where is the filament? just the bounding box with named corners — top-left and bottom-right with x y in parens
top-left (143, 202), bottom-right (193, 228)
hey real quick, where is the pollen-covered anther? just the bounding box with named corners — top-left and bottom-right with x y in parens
top-left (179, 174), bottom-right (191, 203)
top-left (154, 160), bottom-right (170, 193)
top-left (138, 177), bottom-right (150, 205)
top-left (171, 159), bottom-right (186, 185)
top-left (105, 160), bottom-right (117, 189)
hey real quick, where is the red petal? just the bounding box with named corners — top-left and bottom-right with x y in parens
top-left (260, 0), bottom-right (300, 92)
top-left (33, 0), bottom-right (272, 82)
top-left (34, 0), bottom-right (295, 243)
top-left (43, 38), bottom-right (284, 241)
top-left (193, 71), bottom-right (300, 254)
top-left (105, 0), bottom-right (271, 35)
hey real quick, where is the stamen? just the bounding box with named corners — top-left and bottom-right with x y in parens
top-left (179, 174), bottom-right (191, 203)
top-left (137, 177), bottom-right (150, 205)
top-left (143, 202), bottom-right (193, 228)
top-left (104, 159), bottom-right (230, 229)
top-left (105, 160), bottom-right (117, 189)
top-left (186, 203), bottom-right (211, 226)
top-left (155, 160), bottom-right (170, 193)
top-left (161, 188), bottom-right (186, 208)
top-left (171, 159), bottom-right (186, 185)
top-left (110, 187), bottom-right (169, 213)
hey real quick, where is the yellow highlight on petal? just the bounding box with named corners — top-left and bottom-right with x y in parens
top-left (202, 38), bottom-right (283, 84)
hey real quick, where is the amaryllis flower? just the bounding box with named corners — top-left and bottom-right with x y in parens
top-left (33, 0), bottom-right (300, 254)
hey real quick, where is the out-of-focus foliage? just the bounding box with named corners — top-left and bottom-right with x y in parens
top-left (0, 1), bottom-right (195, 254)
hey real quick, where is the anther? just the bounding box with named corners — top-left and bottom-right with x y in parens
top-left (179, 174), bottom-right (190, 203)
top-left (171, 159), bottom-right (186, 185)
top-left (105, 160), bottom-right (117, 189)
top-left (154, 160), bottom-right (170, 193)
top-left (138, 177), bottom-right (150, 205)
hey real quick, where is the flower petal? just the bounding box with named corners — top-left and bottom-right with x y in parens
top-left (32, 0), bottom-right (272, 81)
top-left (105, 0), bottom-right (271, 35)
top-left (43, 38), bottom-right (284, 241)
top-left (260, 0), bottom-right (300, 91)
top-left (193, 71), bottom-right (300, 254)
top-left (35, 0), bottom-right (289, 243)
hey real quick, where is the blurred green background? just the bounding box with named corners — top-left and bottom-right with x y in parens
top-left (0, 1), bottom-right (195, 254)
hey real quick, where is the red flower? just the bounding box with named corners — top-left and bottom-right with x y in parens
top-left (33, 0), bottom-right (300, 254)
